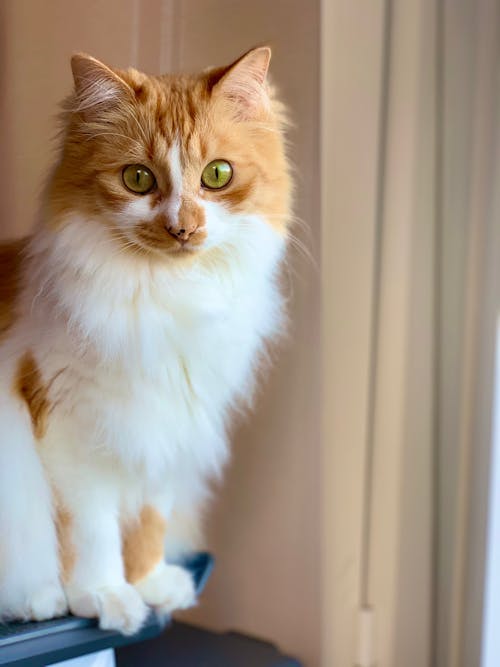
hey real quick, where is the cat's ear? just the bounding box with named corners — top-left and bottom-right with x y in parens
top-left (213, 47), bottom-right (272, 120)
top-left (70, 53), bottom-right (133, 116)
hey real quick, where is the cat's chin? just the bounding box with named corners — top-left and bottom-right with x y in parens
top-left (167, 243), bottom-right (200, 256)
top-left (121, 236), bottom-right (203, 261)
top-left (160, 244), bottom-right (203, 262)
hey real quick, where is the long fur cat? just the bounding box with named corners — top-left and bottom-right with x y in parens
top-left (0, 47), bottom-right (291, 634)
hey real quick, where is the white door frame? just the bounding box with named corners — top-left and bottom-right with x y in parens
top-left (320, 0), bottom-right (500, 664)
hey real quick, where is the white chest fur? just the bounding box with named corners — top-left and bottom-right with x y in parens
top-left (33, 216), bottom-right (286, 498)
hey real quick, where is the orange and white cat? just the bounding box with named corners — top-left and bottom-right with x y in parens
top-left (0, 47), bottom-right (291, 634)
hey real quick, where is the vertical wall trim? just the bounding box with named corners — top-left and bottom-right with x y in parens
top-left (434, 0), bottom-right (500, 664)
top-left (366, 0), bottom-right (436, 663)
top-left (431, 0), bottom-right (444, 663)
top-left (477, 51), bottom-right (500, 666)
top-left (459, 1), bottom-right (500, 663)
top-left (321, 2), bottom-right (386, 664)
top-left (359, 0), bottom-right (393, 607)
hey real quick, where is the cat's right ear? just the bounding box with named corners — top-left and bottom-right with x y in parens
top-left (70, 54), bottom-right (133, 117)
top-left (211, 47), bottom-right (272, 121)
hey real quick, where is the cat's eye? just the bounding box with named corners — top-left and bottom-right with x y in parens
top-left (201, 160), bottom-right (233, 190)
top-left (122, 165), bottom-right (156, 194)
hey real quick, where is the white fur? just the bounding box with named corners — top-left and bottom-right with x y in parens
top-left (165, 140), bottom-right (183, 222)
top-left (0, 353), bottom-right (67, 620)
top-left (134, 561), bottom-right (196, 613)
top-left (0, 199), bottom-right (286, 632)
top-left (122, 197), bottom-right (154, 223)
top-left (67, 583), bottom-right (148, 636)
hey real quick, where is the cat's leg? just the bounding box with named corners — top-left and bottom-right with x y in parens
top-left (60, 483), bottom-right (149, 635)
top-left (164, 505), bottom-right (204, 561)
top-left (0, 380), bottom-right (66, 621)
top-left (122, 505), bottom-right (196, 616)
top-left (164, 475), bottom-right (208, 560)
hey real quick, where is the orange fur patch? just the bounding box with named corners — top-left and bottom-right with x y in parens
top-left (56, 506), bottom-right (75, 583)
top-left (14, 352), bottom-right (50, 439)
top-left (122, 506), bottom-right (166, 584)
top-left (47, 50), bottom-right (292, 257)
top-left (0, 239), bottom-right (25, 338)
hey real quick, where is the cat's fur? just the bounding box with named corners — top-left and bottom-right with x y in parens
top-left (0, 47), bottom-right (291, 634)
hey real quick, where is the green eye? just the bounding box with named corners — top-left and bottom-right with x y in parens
top-left (201, 159), bottom-right (233, 190)
top-left (122, 164), bottom-right (156, 194)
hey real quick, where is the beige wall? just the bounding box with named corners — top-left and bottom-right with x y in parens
top-left (0, 2), bottom-right (321, 665)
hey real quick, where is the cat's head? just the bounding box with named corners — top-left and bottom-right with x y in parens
top-left (48, 48), bottom-right (291, 263)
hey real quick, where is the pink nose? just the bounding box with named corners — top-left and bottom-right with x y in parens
top-left (164, 199), bottom-right (205, 243)
top-left (166, 221), bottom-right (197, 242)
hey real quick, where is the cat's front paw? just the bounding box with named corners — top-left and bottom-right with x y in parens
top-left (66, 583), bottom-right (148, 635)
top-left (134, 562), bottom-right (196, 615)
top-left (28, 583), bottom-right (68, 621)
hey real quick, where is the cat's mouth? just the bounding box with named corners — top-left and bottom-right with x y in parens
top-left (168, 240), bottom-right (199, 255)
top-left (129, 237), bottom-right (202, 259)
top-left (122, 223), bottom-right (207, 259)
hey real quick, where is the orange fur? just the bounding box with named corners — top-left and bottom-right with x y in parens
top-left (122, 506), bottom-right (167, 584)
top-left (14, 352), bottom-right (50, 439)
top-left (44, 50), bottom-right (291, 258)
top-left (56, 507), bottom-right (75, 584)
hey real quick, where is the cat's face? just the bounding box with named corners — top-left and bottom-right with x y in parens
top-left (49, 48), bottom-right (291, 262)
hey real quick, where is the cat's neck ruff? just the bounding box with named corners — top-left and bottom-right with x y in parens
top-left (26, 212), bottom-right (286, 367)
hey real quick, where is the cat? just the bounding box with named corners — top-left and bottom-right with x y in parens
top-left (0, 46), bottom-right (291, 635)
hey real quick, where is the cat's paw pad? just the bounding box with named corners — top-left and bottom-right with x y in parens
top-left (135, 562), bottom-right (196, 615)
top-left (67, 584), bottom-right (148, 636)
top-left (28, 583), bottom-right (68, 621)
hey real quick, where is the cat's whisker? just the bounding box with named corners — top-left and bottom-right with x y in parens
top-left (265, 212), bottom-right (308, 229)
top-left (285, 232), bottom-right (317, 269)
top-left (125, 107), bottom-right (150, 147)
top-left (251, 121), bottom-right (284, 135)
top-left (83, 132), bottom-right (143, 151)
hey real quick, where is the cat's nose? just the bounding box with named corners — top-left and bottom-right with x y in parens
top-left (166, 221), bottom-right (198, 242)
top-left (164, 200), bottom-right (205, 243)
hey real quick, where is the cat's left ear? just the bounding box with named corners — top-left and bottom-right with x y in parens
top-left (70, 53), bottom-right (133, 117)
top-left (213, 47), bottom-right (271, 120)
